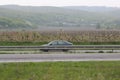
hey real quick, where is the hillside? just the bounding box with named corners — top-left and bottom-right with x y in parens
top-left (0, 5), bottom-right (120, 30)
top-left (64, 6), bottom-right (119, 12)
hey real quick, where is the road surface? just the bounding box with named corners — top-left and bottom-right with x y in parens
top-left (0, 53), bottom-right (120, 63)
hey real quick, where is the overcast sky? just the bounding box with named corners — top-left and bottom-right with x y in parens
top-left (0, 0), bottom-right (120, 7)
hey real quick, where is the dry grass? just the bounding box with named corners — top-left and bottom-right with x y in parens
top-left (0, 30), bottom-right (120, 43)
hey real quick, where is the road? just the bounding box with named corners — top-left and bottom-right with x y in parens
top-left (0, 53), bottom-right (120, 62)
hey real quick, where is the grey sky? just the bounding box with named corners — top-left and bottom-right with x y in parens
top-left (0, 0), bottom-right (120, 7)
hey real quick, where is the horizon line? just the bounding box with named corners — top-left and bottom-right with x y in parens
top-left (0, 4), bottom-right (120, 8)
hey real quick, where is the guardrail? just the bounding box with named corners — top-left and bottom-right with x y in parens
top-left (0, 45), bottom-right (120, 51)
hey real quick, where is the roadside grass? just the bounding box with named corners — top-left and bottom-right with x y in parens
top-left (73, 42), bottom-right (120, 45)
top-left (0, 42), bottom-right (47, 46)
top-left (0, 61), bottom-right (120, 80)
top-left (1, 42), bottom-right (120, 46)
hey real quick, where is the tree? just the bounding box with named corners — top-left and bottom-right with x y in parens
top-left (96, 23), bottom-right (101, 29)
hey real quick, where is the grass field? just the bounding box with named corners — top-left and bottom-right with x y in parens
top-left (0, 30), bottom-right (120, 44)
top-left (1, 42), bottom-right (120, 46)
top-left (1, 30), bottom-right (120, 46)
top-left (0, 42), bottom-right (47, 46)
top-left (0, 61), bottom-right (120, 80)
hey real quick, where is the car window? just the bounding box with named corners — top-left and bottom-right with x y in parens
top-left (51, 41), bottom-right (58, 45)
top-left (58, 41), bottom-right (66, 45)
top-left (64, 41), bottom-right (72, 45)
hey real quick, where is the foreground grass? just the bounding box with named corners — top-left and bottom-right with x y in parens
top-left (0, 61), bottom-right (120, 80)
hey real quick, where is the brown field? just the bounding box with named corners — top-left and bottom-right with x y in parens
top-left (0, 30), bottom-right (120, 42)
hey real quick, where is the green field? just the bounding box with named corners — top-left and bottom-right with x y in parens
top-left (0, 61), bottom-right (120, 80)
top-left (1, 42), bottom-right (120, 46)
top-left (0, 42), bottom-right (47, 46)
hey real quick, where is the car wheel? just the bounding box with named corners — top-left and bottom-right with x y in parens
top-left (41, 49), bottom-right (48, 52)
top-left (62, 49), bottom-right (68, 52)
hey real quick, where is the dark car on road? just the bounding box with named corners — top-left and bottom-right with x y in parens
top-left (41, 40), bottom-right (73, 52)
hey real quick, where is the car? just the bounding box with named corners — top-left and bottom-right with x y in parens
top-left (43, 40), bottom-right (73, 46)
top-left (41, 40), bottom-right (73, 52)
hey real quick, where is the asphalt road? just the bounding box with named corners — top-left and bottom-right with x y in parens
top-left (0, 53), bottom-right (120, 63)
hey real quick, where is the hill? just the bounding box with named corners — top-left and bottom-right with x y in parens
top-left (0, 5), bottom-right (120, 30)
top-left (64, 6), bottom-right (119, 12)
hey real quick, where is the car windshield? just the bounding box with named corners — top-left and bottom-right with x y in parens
top-left (48, 41), bottom-right (58, 45)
